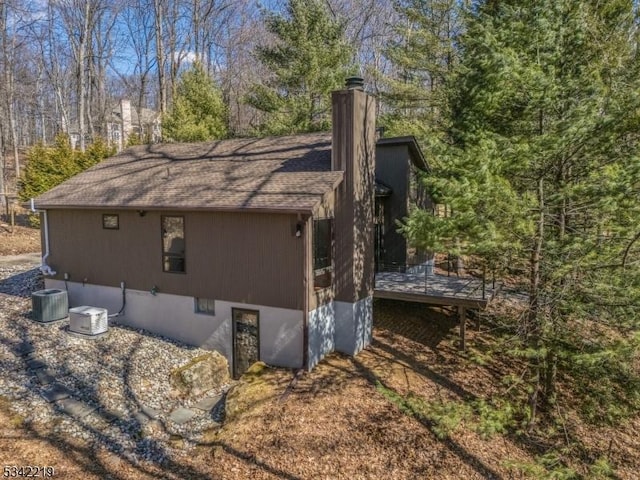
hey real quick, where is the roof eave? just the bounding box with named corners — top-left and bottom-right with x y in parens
top-left (32, 203), bottom-right (315, 215)
top-left (376, 135), bottom-right (430, 172)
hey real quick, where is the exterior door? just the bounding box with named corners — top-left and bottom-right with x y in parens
top-left (374, 198), bottom-right (385, 271)
top-left (232, 308), bottom-right (260, 378)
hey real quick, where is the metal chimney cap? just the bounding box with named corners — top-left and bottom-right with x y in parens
top-left (345, 76), bottom-right (365, 90)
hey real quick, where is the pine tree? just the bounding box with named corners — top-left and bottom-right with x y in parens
top-left (20, 134), bottom-right (115, 202)
top-left (162, 62), bottom-right (228, 142)
top-left (403, 0), bottom-right (640, 423)
top-left (380, 0), bottom-right (461, 147)
top-left (246, 0), bottom-right (354, 136)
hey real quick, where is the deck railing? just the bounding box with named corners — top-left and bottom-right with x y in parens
top-left (375, 258), bottom-right (492, 300)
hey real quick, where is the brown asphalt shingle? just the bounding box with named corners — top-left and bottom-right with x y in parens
top-left (34, 133), bottom-right (341, 213)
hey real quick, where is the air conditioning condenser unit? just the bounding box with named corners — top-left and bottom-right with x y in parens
top-left (69, 306), bottom-right (108, 336)
top-left (32, 289), bottom-right (68, 322)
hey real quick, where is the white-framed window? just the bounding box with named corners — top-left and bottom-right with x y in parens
top-left (103, 214), bottom-right (119, 230)
top-left (162, 215), bottom-right (185, 273)
top-left (313, 218), bottom-right (333, 289)
top-left (194, 298), bottom-right (215, 315)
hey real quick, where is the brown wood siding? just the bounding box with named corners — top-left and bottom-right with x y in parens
top-left (308, 190), bottom-right (336, 312)
top-left (45, 209), bottom-right (305, 310)
top-left (332, 89), bottom-right (376, 304)
top-left (332, 92), bottom-right (355, 303)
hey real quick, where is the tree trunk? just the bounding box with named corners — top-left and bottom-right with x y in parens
top-left (0, 130), bottom-right (6, 217)
top-left (1, 1), bottom-right (19, 178)
top-left (78, 1), bottom-right (91, 152)
top-left (8, 95), bottom-right (18, 177)
top-left (193, 0), bottom-right (200, 62)
top-left (527, 177), bottom-right (545, 425)
top-left (154, 0), bottom-right (167, 114)
top-left (168, 0), bottom-right (179, 104)
top-left (544, 349), bottom-right (557, 406)
top-left (46, 1), bottom-right (70, 135)
top-left (543, 162), bottom-right (568, 407)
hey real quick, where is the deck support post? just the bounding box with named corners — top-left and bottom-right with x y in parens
top-left (482, 266), bottom-right (486, 300)
top-left (458, 306), bottom-right (466, 351)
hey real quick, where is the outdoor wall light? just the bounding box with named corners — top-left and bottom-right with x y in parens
top-left (296, 223), bottom-right (303, 238)
top-left (138, 210), bottom-right (147, 217)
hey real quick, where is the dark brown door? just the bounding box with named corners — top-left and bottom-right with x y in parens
top-left (232, 308), bottom-right (260, 378)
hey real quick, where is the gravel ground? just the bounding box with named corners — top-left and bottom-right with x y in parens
top-left (0, 262), bottom-right (230, 466)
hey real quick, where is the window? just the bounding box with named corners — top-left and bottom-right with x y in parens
top-left (313, 218), bottom-right (332, 288)
top-left (103, 214), bottom-right (119, 230)
top-left (194, 298), bottom-right (215, 315)
top-left (162, 216), bottom-right (185, 273)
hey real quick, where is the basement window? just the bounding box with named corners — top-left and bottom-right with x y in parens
top-left (313, 218), bottom-right (332, 289)
top-left (162, 215), bottom-right (185, 273)
top-left (103, 214), bottom-right (119, 230)
top-left (194, 298), bottom-right (215, 315)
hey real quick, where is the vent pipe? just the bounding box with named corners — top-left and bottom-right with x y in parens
top-left (345, 76), bottom-right (364, 90)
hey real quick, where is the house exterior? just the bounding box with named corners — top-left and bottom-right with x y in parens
top-left (33, 80), bottom-right (428, 376)
top-left (104, 100), bottom-right (162, 150)
top-left (70, 100), bottom-right (161, 152)
top-left (374, 136), bottom-right (431, 273)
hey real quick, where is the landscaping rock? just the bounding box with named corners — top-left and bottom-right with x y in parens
top-left (140, 405), bottom-right (160, 419)
top-left (26, 358), bottom-right (47, 371)
top-left (15, 342), bottom-right (34, 357)
top-left (171, 352), bottom-right (229, 397)
top-left (193, 394), bottom-right (222, 412)
top-left (41, 384), bottom-right (71, 403)
top-left (100, 408), bottom-right (126, 423)
top-left (169, 407), bottom-right (197, 425)
top-left (58, 398), bottom-right (96, 419)
top-left (35, 369), bottom-right (56, 385)
top-left (0, 262), bottom-right (231, 462)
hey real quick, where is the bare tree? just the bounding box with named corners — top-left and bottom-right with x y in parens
top-left (214, 1), bottom-right (268, 136)
top-left (153, 0), bottom-right (166, 113)
top-left (88, 1), bottom-right (120, 138)
top-left (116, 0), bottom-right (157, 132)
top-left (54, 0), bottom-right (95, 151)
top-left (34, 0), bottom-right (73, 136)
top-left (0, 0), bottom-right (23, 177)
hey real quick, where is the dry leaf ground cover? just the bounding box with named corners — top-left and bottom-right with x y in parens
top-left (194, 302), bottom-right (639, 480)
top-left (1, 267), bottom-right (638, 478)
top-left (0, 216), bottom-right (41, 256)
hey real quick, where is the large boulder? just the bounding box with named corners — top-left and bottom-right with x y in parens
top-left (171, 352), bottom-right (229, 397)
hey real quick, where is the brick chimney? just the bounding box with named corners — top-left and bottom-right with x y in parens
top-left (331, 77), bottom-right (376, 355)
top-left (120, 99), bottom-right (132, 151)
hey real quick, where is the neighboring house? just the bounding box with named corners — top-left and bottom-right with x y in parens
top-left (104, 100), bottom-right (162, 150)
top-left (70, 100), bottom-right (161, 151)
top-left (33, 80), bottom-right (429, 376)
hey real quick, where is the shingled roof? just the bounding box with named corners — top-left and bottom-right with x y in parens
top-left (34, 132), bottom-right (342, 213)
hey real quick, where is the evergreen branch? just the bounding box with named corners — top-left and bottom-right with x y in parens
top-left (622, 230), bottom-right (640, 268)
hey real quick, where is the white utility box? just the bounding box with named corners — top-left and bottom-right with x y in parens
top-left (69, 306), bottom-right (108, 335)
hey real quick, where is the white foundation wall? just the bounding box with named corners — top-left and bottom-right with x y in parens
top-left (45, 280), bottom-right (304, 369)
top-left (307, 301), bottom-right (336, 369)
top-left (334, 297), bottom-right (373, 356)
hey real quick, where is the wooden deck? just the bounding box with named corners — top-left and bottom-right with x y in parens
top-left (374, 271), bottom-right (495, 308)
top-left (374, 271), bottom-right (498, 350)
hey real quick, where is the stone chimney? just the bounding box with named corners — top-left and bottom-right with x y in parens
top-left (331, 77), bottom-right (376, 355)
top-left (120, 99), bottom-right (132, 151)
